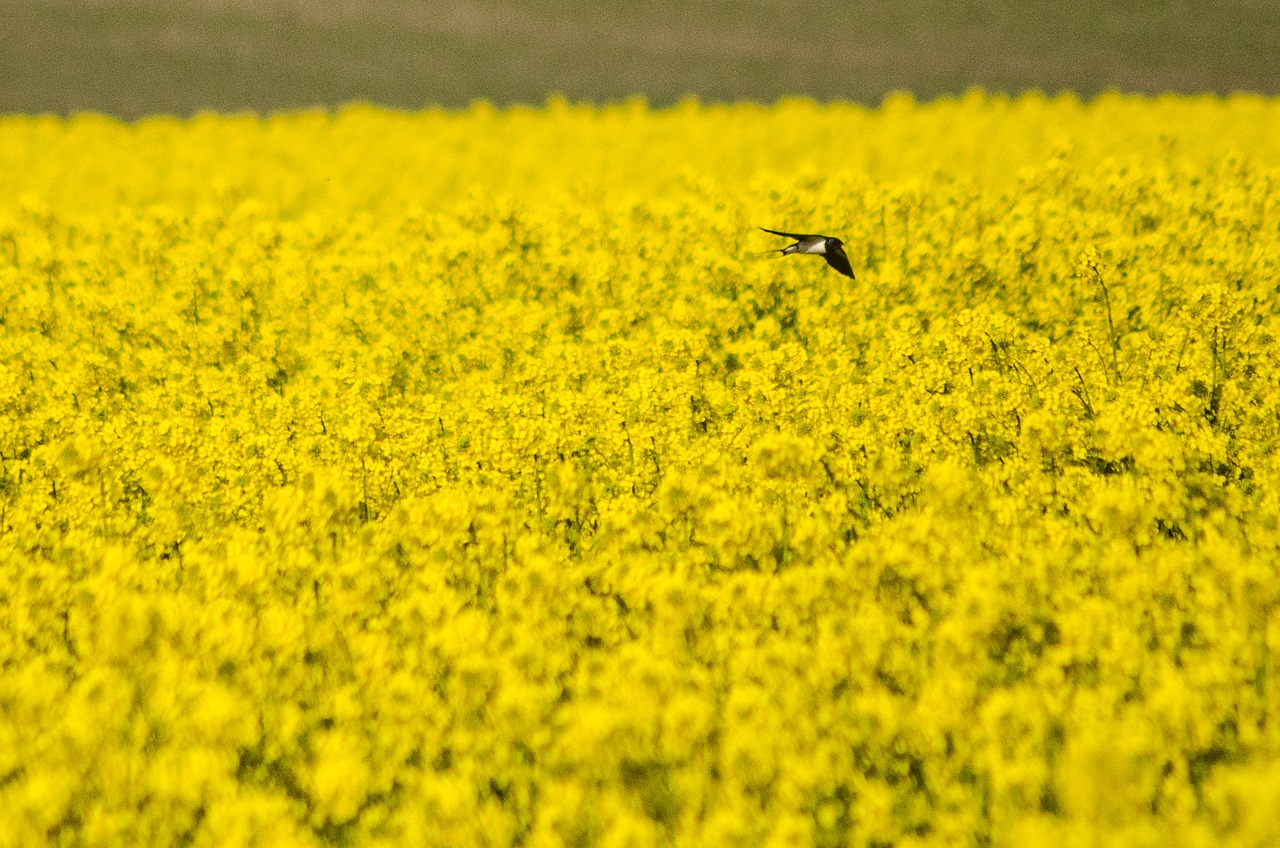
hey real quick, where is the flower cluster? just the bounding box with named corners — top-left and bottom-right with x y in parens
top-left (1, 92), bottom-right (1279, 847)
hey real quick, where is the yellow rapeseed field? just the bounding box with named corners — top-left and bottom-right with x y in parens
top-left (2, 92), bottom-right (1280, 848)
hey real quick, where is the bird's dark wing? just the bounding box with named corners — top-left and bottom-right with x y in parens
top-left (824, 249), bottom-right (855, 279)
top-left (759, 226), bottom-right (822, 241)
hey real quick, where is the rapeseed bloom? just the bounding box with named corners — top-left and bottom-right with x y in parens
top-left (1, 91), bottom-right (1279, 846)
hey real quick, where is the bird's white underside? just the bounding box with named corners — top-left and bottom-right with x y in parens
top-left (801, 239), bottom-right (827, 254)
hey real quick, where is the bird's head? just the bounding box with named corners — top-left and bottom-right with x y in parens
top-left (825, 237), bottom-right (845, 253)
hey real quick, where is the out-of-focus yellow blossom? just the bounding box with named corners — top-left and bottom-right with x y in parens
top-left (1, 92), bottom-right (1279, 846)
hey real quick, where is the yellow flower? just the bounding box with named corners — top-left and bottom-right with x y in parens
top-left (2, 93), bottom-right (1280, 847)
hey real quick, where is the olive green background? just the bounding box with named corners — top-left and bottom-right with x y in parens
top-left (3, 0), bottom-right (1278, 117)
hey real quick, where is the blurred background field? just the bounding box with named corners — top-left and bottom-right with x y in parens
top-left (2, 0), bottom-right (1279, 117)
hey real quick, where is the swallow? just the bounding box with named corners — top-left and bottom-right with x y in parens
top-left (758, 227), bottom-right (855, 279)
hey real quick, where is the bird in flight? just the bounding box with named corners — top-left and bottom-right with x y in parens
top-left (758, 227), bottom-right (855, 279)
